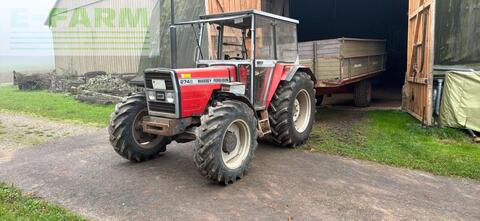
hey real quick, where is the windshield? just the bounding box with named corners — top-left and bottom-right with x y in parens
top-left (208, 22), bottom-right (251, 61)
top-left (174, 12), bottom-right (299, 64)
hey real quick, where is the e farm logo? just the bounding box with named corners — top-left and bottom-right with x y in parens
top-left (5, 7), bottom-right (152, 57)
top-left (48, 8), bottom-right (149, 28)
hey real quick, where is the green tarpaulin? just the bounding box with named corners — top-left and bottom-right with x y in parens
top-left (440, 71), bottom-right (480, 132)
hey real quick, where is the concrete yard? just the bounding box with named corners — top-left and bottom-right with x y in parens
top-left (0, 112), bottom-right (479, 221)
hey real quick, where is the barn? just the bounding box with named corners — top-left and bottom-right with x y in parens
top-left (45, 0), bottom-right (158, 75)
top-left (44, 0), bottom-right (286, 74)
top-left (46, 0), bottom-right (479, 125)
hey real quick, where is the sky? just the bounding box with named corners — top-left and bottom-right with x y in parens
top-left (0, 0), bottom-right (57, 72)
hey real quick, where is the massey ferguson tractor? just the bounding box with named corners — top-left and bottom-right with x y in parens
top-left (108, 10), bottom-right (316, 184)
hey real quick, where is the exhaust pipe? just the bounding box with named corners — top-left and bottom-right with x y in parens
top-left (170, 0), bottom-right (177, 69)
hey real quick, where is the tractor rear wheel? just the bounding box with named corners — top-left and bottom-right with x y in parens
top-left (108, 95), bottom-right (171, 162)
top-left (354, 80), bottom-right (372, 107)
top-left (194, 100), bottom-right (258, 185)
top-left (269, 72), bottom-right (316, 147)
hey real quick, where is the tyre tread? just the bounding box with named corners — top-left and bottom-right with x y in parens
top-left (268, 72), bottom-right (316, 147)
top-left (108, 95), bottom-right (170, 162)
top-left (193, 101), bottom-right (258, 185)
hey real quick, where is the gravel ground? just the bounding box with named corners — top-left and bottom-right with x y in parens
top-left (0, 113), bottom-right (478, 220)
top-left (0, 112), bottom-right (100, 163)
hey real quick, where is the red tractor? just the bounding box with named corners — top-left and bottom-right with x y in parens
top-left (109, 10), bottom-right (316, 184)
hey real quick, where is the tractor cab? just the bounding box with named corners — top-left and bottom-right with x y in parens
top-left (177, 10), bottom-right (300, 109)
top-left (109, 10), bottom-right (316, 185)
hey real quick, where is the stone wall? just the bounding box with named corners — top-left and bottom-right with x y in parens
top-left (75, 74), bottom-right (137, 105)
top-left (12, 69), bottom-right (139, 105)
top-left (49, 69), bottom-right (86, 93)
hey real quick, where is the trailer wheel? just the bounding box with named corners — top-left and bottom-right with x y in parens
top-left (194, 100), bottom-right (258, 185)
top-left (269, 72), bottom-right (316, 147)
top-left (108, 95), bottom-right (171, 162)
top-left (354, 80), bottom-right (372, 107)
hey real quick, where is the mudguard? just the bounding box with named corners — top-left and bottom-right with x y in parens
top-left (264, 64), bottom-right (316, 108)
top-left (216, 92), bottom-right (255, 111)
top-left (283, 66), bottom-right (316, 82)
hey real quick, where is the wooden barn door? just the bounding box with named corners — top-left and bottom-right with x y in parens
top-left (206, 0), bottom-right (261, 14)
top-left (405, 0), bottom-right (436, 125)
top-left (204, 0), bottom-right (261, 59)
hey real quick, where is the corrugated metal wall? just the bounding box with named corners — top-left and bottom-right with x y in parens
top-left (49, 0), bottom-right (157, 75)
top-left (50, 0), bottom-right (208, 74)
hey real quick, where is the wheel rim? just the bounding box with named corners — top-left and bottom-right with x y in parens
top-left (131, 109), bottom-right (163, 149)
top-left (293, 89), bottom-right (312, 133)
top-left (221, 119), bottom-right (251, 170)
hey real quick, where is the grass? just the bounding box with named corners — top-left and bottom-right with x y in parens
top-left (308, 109), bottom-right (480, 180)
top-left (0, 183), bottom-right (84, 221)
top-left (0, 86), bottom-right (114, 127)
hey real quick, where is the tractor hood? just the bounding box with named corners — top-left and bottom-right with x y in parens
top-left (143, 66), bottom-right (237, 118)
top-left (174, 66), bottom-right (236, 117)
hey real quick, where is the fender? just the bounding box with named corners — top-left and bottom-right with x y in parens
top-left (216, 91), bottom-right (255, 112)
top-left (282, 65), bottom-right (316, 82)
top-left (264, 64), bottom-right (316, 108)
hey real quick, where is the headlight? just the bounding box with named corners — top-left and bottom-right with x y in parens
top-left (147, 91), bottom-right (156, 101)
top-left (166, 92), bottom-right (175, 103)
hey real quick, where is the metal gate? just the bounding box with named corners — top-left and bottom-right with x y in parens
top-left (405, 0), bottom-right (436, 125)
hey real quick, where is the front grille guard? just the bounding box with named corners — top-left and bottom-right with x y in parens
top-left (144, 69), bottom-right (181, 119)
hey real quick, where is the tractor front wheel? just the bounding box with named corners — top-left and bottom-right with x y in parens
top-left (194, 100), bottom-right (258, 185)
top-left (108, 95), bottom-right (171, 162)
top-left (269, 72), bottom-right (316, 147)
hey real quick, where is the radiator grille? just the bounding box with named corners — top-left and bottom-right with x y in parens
top-left (144, 71), bottom-right (178, 116)
top-left (145, 73), bottom-right (174, 90)
top-left (148, 102), bottom-right (176, 114)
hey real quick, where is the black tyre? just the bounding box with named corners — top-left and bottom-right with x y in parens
top-left (194, 100), bottom-right (258, 184)
top-left (108, 95), bottom-right (171, 162)
top-left (269, 72), bottom-right (316, 147)
top-left (354, 80), bottom-right (372, 107)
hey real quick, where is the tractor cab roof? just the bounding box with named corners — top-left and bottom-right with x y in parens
top-left (176, 9), bottom-right (299, 29)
